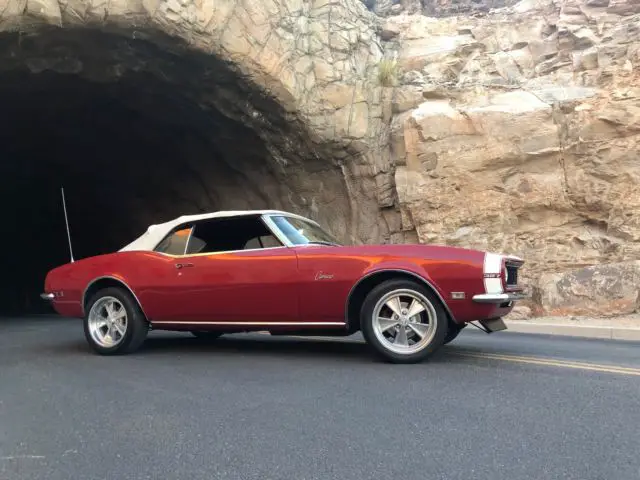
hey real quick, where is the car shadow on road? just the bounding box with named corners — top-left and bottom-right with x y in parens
top-left (142, 334), bottom-right (381, 363)
top-left (133, 333), bottom-right (468, 365)
top-left (32, 329), bottom-right (471, 365)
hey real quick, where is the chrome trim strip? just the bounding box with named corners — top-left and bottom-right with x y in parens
top-left (151, 321), bottom-right (347, 326)
top-left (472, 292), bottom-right (528, 304)
top-left (153, 245), bottom-right (290, 258)
top-left (503, 255), bottom-right (524, 264)
top-left (264, 211), bottom-right (323, 228)
top-left (184, 225), bottom-right (195, 255)
top-left (344, 269), bottom-right (457, 327)
top-left (261, 214), bottom-right (295, 248)
top-left (261, 213), bottom-right (342, 248)
top-left (82, 276), bottom-right (148, 319)
top-left (40, 293), bottom-right (55, 300)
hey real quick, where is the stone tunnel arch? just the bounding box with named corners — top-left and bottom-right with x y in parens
top-left (0, 16), bottom-right (390, 315)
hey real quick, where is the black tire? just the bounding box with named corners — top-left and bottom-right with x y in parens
top-left (444, 323), bottom-right (465, 345)
top-left (190, 331), bottom-right (223, 340)
top-left (360, 278), bottom-right (448, 364)
top-left (83, 286), bottom-right (149, 355)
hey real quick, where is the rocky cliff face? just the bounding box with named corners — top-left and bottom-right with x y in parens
top-left (382, 0), bottom-right (640, 317)
top-left (1, 0), bottom-right (638, 318)
top-left (363, 0), bottom-right (521, 17)
top-left (0, 0), bottom-right (398, 313)
top-left (0, 0), bottom-right (393, 248)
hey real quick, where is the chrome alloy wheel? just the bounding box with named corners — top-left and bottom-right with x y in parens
top-left (371, 289), bottom-right (438, 355)
top-left (87, 296), bottom-right (128, 348)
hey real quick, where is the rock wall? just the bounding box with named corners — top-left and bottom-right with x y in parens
top-left (363, 0), bottom-right (521, 17)
top-left (383, 0), bottom-right (640, 316)
top-left (0, 0), bottom-right (396, 245)
top-left (1, 0), bottom-right (639, 317)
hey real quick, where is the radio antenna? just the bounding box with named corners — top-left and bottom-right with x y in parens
top-left (61, 187), bottom-right (75, 263)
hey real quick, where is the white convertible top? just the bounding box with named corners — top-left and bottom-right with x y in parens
top-left (119, 209), bottom-right (306, 252)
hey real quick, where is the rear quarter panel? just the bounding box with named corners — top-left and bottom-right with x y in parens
top-left (45, 258), bottom-right (99, 318)
top-left (44, 251), bottom-right (174, 319)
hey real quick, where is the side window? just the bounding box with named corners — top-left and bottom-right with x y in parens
top-left (185, 216), bottom-right (283, 254)
top-left (155, 226), bottom-right (193, 255)
top-left (259, 235), bottom-right (282, 248)
top-left (244, 237), bottom-right (261, 250)
top-left (244, 235), bottom-right (282, 250)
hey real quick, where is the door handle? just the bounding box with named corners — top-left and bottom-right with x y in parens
top-left (175, 262), bottom-right (194, 269)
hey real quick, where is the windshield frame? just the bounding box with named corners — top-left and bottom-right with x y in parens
top-left (263, 214), bottom-right (342, 247)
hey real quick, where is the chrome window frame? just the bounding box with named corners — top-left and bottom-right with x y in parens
top-left (261, 213), bottom-right (339, 248)
top-left (261, 214), bottom-right (295, 248)
top-left (151, 214), bottom-right (293, 256)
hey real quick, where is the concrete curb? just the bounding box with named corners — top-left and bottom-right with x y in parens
top-left (504, 320), bottom-right (640, 342)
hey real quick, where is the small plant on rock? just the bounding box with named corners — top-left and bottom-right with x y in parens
top-left (378, 59), bottom-right (399, 87)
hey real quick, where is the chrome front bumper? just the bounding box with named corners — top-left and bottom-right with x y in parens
top-left (472, 292), bottom-right (528, 304)
top-left (40, 293), bottom-right (55, 300)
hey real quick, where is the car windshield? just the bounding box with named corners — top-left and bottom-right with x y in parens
top-left (269, 215), bottom-right (342, 246)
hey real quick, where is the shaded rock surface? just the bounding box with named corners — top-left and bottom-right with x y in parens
top-left (535, 262), bottom-right (640, 317)
top-left (361, 0), bottom-right (522, 17)
top-left (0, 0), bottom-right (393, 248)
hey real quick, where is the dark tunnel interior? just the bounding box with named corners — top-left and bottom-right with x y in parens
top-left (0, 27), bottom-right (348, 316)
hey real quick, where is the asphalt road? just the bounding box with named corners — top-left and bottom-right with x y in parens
top-left (1, 316), bottom-right (639, 480)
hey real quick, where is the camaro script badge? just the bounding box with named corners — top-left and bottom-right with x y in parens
top-left (315, 271), bottom-right (334, 280)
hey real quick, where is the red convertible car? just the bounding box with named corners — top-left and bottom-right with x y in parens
top-left (41, 210), bottom-right (526, 363)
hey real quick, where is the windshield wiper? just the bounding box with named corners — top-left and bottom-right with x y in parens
top-left (307, 241), bottom-right (341, 247)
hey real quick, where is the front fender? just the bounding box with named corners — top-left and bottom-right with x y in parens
top-left (355, 261), bottom-right (455, 319)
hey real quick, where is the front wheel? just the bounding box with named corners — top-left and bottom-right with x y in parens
top-left (84, 286), bottom-right (149, 355)
top-left (360, 279), bottom-right (448, 364)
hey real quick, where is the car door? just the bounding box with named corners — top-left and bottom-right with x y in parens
top-left (293, 245), bottom-right (369, 323)
top-left (134, 223), bottom-right (197, 322)
top-left (167, 216), bottom-right (300, 324)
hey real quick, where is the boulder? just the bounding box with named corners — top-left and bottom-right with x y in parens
top-left (537, 262), bottom-right (640, 316)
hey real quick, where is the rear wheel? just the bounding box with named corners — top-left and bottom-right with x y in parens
top-left (360, 279), bottom-right (448, 364)
top-left (84, 286), bottom-right (149, 355)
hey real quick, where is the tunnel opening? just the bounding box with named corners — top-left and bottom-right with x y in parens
top-left (0, 26), bottom-right (352, 316)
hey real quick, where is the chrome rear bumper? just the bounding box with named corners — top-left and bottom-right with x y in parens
top-left (472, 292), bottom-right (528, 304)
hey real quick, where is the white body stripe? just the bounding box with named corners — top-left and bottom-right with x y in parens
top-left (483, 252), bottom-right (504, 294)
top-left (151, 321), bottom-right (346, 327)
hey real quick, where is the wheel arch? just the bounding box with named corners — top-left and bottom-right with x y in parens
top-left (345, 269), bottom-right (456, 332)
top-left (82, 276), bottom-right (148, 320)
